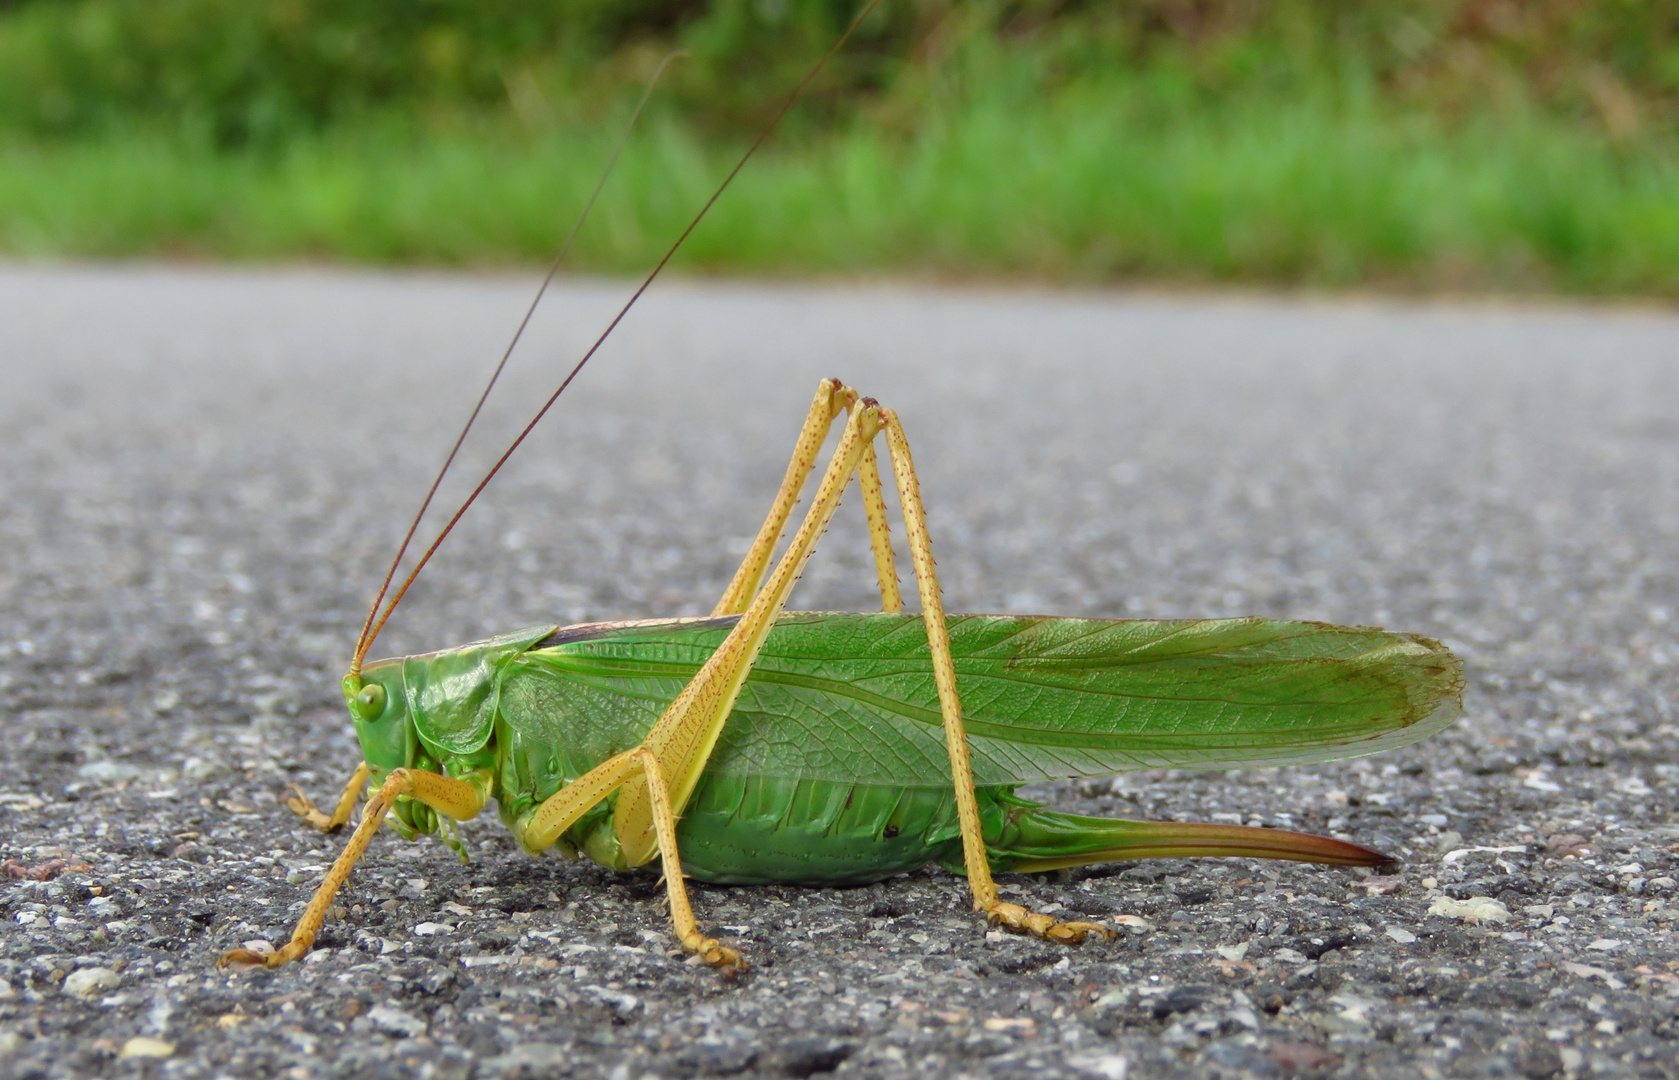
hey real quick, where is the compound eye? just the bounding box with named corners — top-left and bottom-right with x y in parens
top-left (354, 682), bottom-right (386, 719)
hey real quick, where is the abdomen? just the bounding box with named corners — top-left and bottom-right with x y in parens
top-left (673, 773), bottom-right (976, 886)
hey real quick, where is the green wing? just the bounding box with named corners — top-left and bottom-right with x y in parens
top-left (508, 612), bottom-right (1463, 789)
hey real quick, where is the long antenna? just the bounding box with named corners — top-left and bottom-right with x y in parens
top-left (354, 1), bottom-right (885, 670)
top-left (351, 51), bottom-right (685, 674)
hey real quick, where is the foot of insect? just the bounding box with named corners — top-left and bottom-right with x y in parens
top-left (284, 762), bottom-right (370, 832)
top-left (982, 899), bottom-right (1115, 945)
top-left (627, 766), bottom-right (747, 971)
top-left (678, 926), bottom-right (743, 970)
top-left (518, 404), bottom-right (901, 972)
top-left (872, 411), bottom-right (1118, 950)
top-left (655, 873), bottom-right (742, 971)
top-left (220, 766), bottom-right (485, 969)
top-left (519, 749), bottom-right (748, 972)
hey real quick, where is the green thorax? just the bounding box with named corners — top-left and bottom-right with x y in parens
top-left (342, 624), bottom-right (557, 839)
top-left (343, 624), bottom-right (557, 779)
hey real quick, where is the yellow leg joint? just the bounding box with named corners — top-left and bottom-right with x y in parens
top-left (220, 767), bottom-right (486, 970)
top-left (515, 750), bottom-right (744, 970)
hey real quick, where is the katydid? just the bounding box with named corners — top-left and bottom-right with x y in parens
top-left (222, 10), bottom-right (1463, 974)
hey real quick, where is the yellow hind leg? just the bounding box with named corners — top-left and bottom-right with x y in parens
top-left (879, 408), bottom-right (1114, 946)
top-left (518, 399), bottom-right (886, 968)
top-left (712, 377), bottom-right (901, 615)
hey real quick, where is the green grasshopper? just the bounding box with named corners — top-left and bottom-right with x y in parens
top-left (222, 10), bottom-right (1463, 974)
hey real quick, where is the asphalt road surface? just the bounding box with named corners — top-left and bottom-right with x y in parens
top-left (2, 265), bottom-right (1678, 1079)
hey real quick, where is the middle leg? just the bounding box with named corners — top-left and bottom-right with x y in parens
top-left (516, 748), bottom-right (741, 968)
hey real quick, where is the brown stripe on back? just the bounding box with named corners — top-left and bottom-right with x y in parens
top-left (535, 615), bottom-right (743, 649)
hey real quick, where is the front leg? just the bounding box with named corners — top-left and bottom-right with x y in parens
top-left (284, 762), bottom-right (370, 832)
top-left (223, 767), bottom-right (489, 968)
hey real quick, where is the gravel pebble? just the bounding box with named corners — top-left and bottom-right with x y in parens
top-left (3, 267), bottom-right (1679, 1078)
top-left (59, 967), bottom-right (119, 998)
top-left (117, 1036), bottom-right (175, 1059)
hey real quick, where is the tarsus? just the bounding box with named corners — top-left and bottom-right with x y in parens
top-left (355, 1), bottom-right (885, 671)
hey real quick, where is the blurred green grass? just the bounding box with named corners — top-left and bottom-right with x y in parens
top-left (2, 0), bottom-right (1678, 294)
